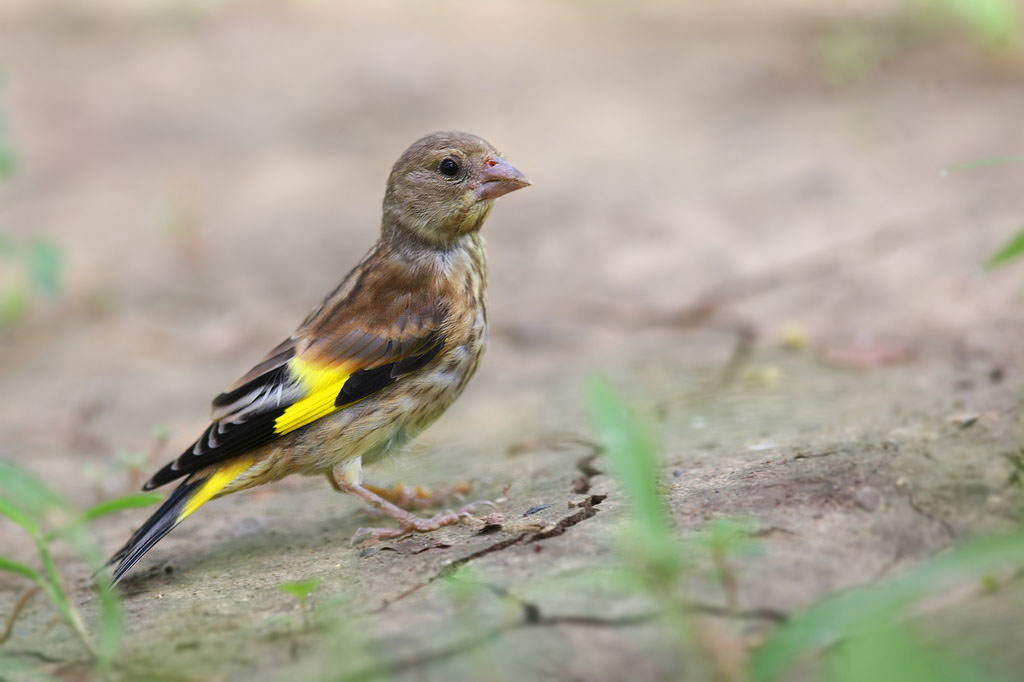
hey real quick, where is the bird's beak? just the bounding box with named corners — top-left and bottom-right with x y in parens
top-left (476, 156), bottom-right (530, 200)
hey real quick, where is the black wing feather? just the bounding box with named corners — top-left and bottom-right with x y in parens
top-left (211, 364), bottom-right (290, 412)
top-left (335, 333), bottom-right (443, 407)
top-left (144, 411), bottom-right (283, 489)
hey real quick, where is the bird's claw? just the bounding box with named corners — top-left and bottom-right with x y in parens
top-left (350, 501), bottom-right (496, 546)
top-left (457, 500), bottom-right (496, 516)
top-left (363, 480), bottom-right (474, 512)
top-left (350, 511), bottom-right (455, 545)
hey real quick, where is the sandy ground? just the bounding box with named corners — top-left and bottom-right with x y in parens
top-left (1, 1), bottom-right (1024, 680)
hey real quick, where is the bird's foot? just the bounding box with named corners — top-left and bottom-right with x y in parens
top-left (326, 472), bottom-right (493, 545)
top-left (362, 480), bottom-right (473, 512)
top-left (350, 501), bottom-right (493, 545)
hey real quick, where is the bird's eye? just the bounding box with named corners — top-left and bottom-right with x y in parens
top-left (438, 157), bottom-right (460, 178)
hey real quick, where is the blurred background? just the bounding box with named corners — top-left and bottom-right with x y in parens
top-left (1, 1), bottom-right (1024, 681)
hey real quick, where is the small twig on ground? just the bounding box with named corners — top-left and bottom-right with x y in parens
top-left (791, 450), bottom-right (838, 461)
top-left (904, 491), bottom-right (956, 539)
top-left (1, 585), bottom-right (42, 644)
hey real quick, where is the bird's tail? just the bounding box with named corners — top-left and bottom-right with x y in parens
top-left (106, 457), bottom-right (253, 584)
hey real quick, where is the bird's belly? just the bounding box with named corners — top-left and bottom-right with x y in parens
top-left (403, 341), bottom-right (483, 428)
top-left (273, 336), bottom-right (485, 474)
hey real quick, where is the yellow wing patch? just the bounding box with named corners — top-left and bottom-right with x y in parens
top-left (178, 456), bottom-right (255, 521)
top-left (273, 357), bottom-right (352, 436)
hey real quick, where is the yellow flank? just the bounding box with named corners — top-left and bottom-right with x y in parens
top-left (273, 357), bottom-right (352, 436)
top-left (178, 456), bottom-right (255, 521)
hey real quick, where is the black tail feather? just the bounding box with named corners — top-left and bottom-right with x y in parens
top-left (106, 477), bottom-right (203, 584)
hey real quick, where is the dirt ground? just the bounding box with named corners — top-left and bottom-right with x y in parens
top-left (1, 1), bottom-right (1024, 680)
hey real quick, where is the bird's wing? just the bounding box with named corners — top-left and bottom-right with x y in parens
top-left (144, 292), bottom-right (447, 490)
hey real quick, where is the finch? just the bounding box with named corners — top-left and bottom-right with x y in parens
top-left (106, 131), bottom-right (529, 583)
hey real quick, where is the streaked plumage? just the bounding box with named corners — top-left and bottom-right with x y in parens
top-left (107, 131), bottom-right (529, 583)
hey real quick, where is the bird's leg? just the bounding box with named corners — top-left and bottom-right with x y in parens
top-left (325, 464), bottom-right (486, 543)
top-left (361, 480), bottom-right (474, 511)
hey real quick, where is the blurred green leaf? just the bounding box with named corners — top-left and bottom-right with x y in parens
top-left (829, 621), bottom-right (1001, 682)
top-left (0, 459), bottom-right (71, 521)
top-left (114, 449), bottom-right (150, 469)
top-left (43, 493), bottom-right (163, 543)
top-left (986, 228), bottom-right (1024, 268)
top-left (751, 530), bottom-right (1024, 681)
top-left (586, 376), bottom-right (685, 584)
top-left (939, 0), bottom-right (1022, 50)
top-left (0, 287), bottom-right (30, 328)
top-left (442, 565), bottom-right (486, 604)
top-left (0, 555), bottom-right (42, 584)
top-left (278, 578), bottom-right (322, 602)
top-left (94, 577), bottom-right (122, 669)
top-left (83, 492), bottom-right (163, 522)
top-left (27, 238), bottom-right (62, 297)
top-left (586, 378), bottom-right (665, 531)
top-left (0, 145), bottom-right (14, 178)
top-left (945, 155), bottom-right (1024, 173)
top-left (0, 234), bottom-right (15, 258)
top-left (0, 655), bottom-right (59, 682)
top-left (696, 517), bottom-right (760, 557)
top-left (0, 460), bottom-right (119, 661)
top-left (820, 27), bottom-right (881, 84)
top-left (0, 73), bottom-right (13, 179)
top-left (0, 235), bottom-right (65, 329)
top-left (0, 495), bottom-right (39, 535)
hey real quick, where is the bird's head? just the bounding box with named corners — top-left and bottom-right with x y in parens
top-left (382, 131), bottom-right (530, 246)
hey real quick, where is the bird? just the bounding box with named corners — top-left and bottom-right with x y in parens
top-left (105, 131), bottom-right (529, 584)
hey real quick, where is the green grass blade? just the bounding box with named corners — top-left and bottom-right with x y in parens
top-left (586, 376), bottom-right (685, 582)
top-left (34, 537), bottom-right (72, 614)
top-left (0, 491), bottom-right (87, 652)
top-left (0, 460), bottom-right (69, 520)
top-left (0, 461), bottom-right (101, 658)
top-left (0, 495), bottom-right (40, 535)
top-left (82, 492), bottom-right (163, 521)
top-left (33, 533), bottom-right (97, 658)
top-left (94, 578), bottom-right (122, 669)
top-left (585, 376), bottom-right (667, 534)
top-left (751, 530), bottom-right (1024, 681)
top-left (986, 228), bottom-right (1024, 268)
top-left (0, 556), bottom-right (43, 584)
top-left (829, 621), bottom-right (1002, 682)
top-left (0, 654), bottom-right (59, 681)
top-left (41, 493), bottom-right (162, 544)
